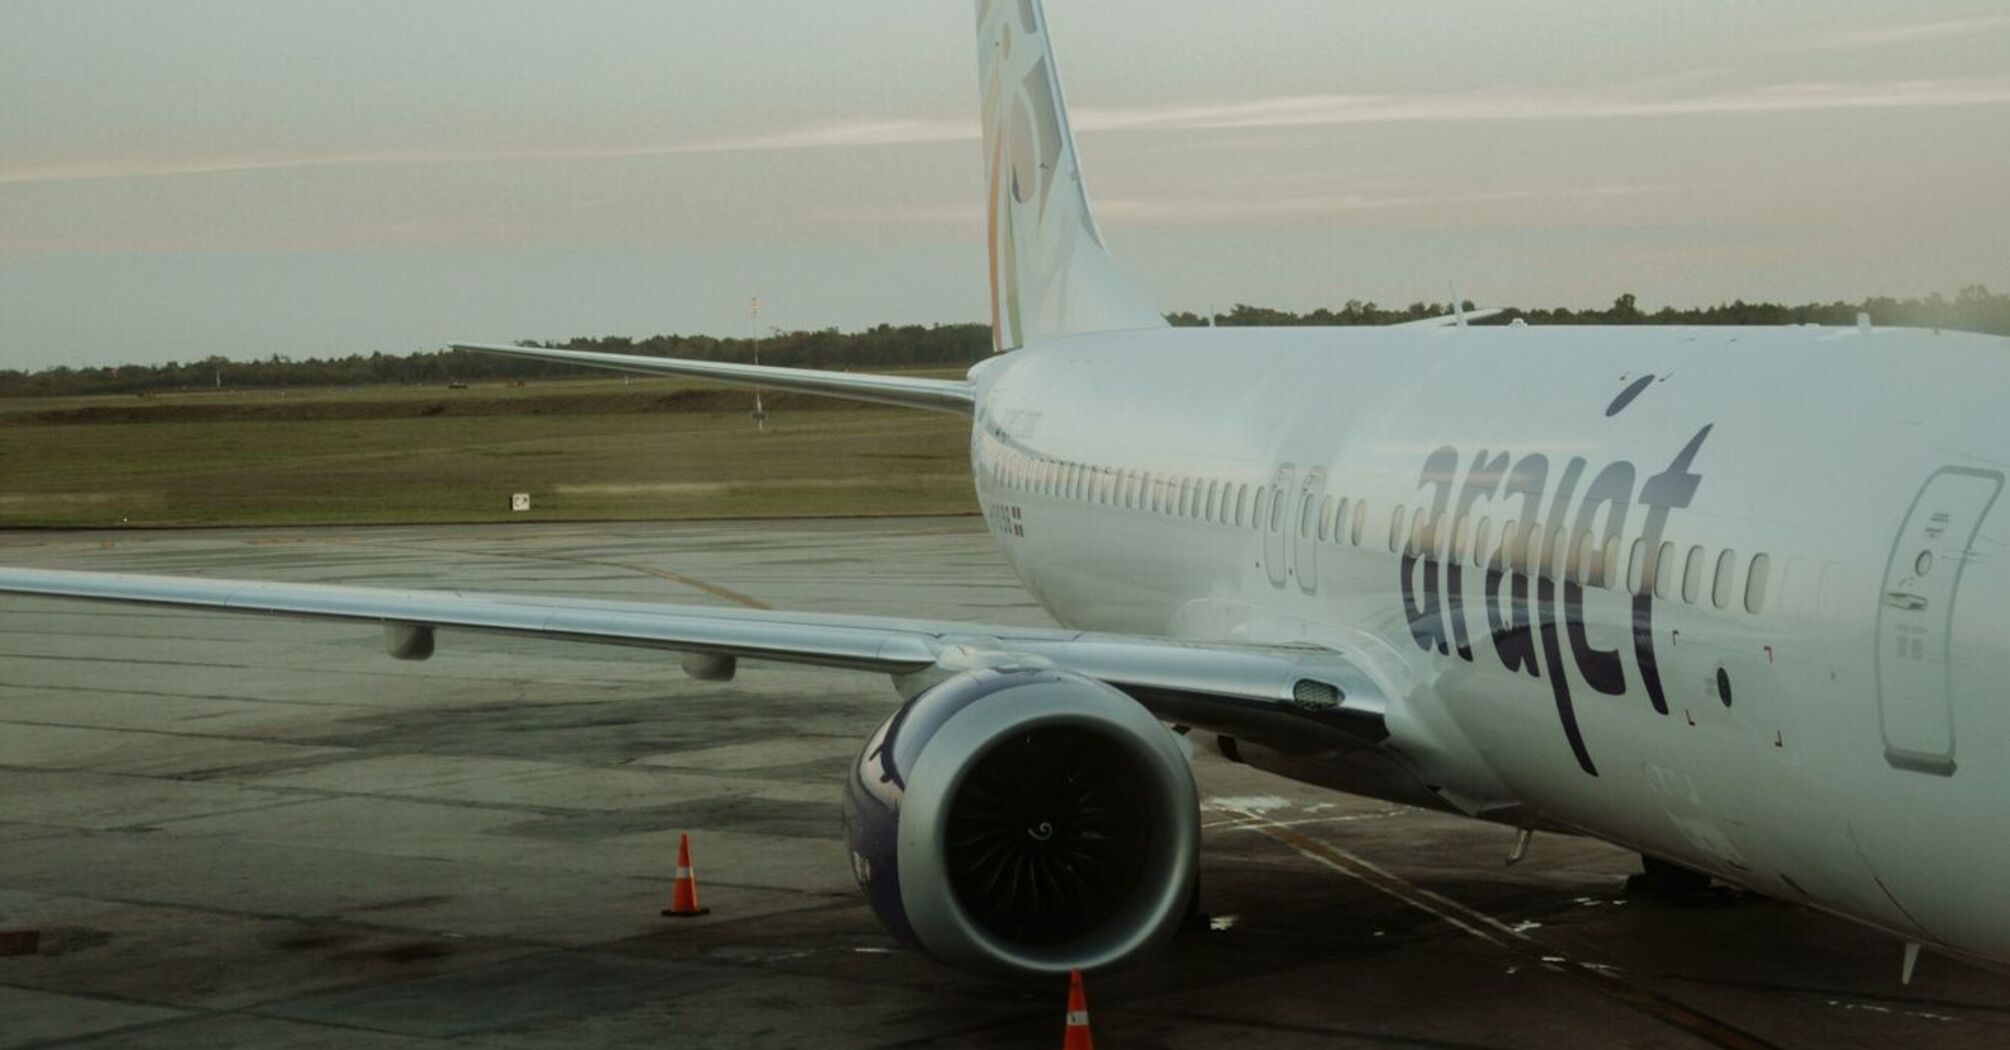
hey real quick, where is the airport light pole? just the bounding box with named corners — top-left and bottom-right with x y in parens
top-left (749, 296), bottom-right (768, 434)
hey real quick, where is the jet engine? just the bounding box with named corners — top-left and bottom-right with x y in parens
top-left (843, 666), bottom-right (1197, 977)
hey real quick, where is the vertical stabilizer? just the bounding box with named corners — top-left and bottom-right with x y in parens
top-left (978, 0), bottom-right (1165, 352)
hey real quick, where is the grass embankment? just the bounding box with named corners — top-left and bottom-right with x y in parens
top-left (0, 377), bottom-right (973, 527)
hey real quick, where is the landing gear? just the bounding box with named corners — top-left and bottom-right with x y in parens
top-left (1180, 872), bottom-right (1213, 933)
top-left (1623, 855), bottom-right (1725, 903)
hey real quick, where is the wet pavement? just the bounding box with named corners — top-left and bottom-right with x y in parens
top-left (1, 520), bottom-right (2006, 1048)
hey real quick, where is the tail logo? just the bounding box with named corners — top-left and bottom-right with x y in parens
top-left (974, 0), bottom-right (1165, 351)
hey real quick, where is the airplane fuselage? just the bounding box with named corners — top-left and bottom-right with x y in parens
top-left (968, 322), bottom-right (2010, 963)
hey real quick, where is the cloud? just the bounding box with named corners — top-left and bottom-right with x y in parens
top-left (1787, 13), bottom-right (2010, 52)
top-left (5, 76), bottom-right (2008, 187)
top-left (1072, 77), bottom-right (2010, 132)
top-left (808, 185), bottom-right (1677, 231)
top-left (0, 119), bottom-right (977, 187)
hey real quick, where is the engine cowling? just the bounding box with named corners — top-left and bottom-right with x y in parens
top-left (843, 667), bottom-right (1197, 977)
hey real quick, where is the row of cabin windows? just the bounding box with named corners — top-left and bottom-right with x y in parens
top-left (987, 446), bottom-right (1385, 547)
top-left (1383, 502), bottom-right (1774, 615)
top-left (988, 449), bottom-right (1772, 615)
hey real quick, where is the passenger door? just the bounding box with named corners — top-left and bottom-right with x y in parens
top-left (1878, 467), bottom-right (2003, 776)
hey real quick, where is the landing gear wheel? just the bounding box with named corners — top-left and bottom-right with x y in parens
top-left (1179, 872), bottom-right (1212, 934)
top-left (1623, 855), bottom-right (1727, 904)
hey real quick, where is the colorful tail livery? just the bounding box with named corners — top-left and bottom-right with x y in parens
top-left (978, 0), bottom-right (1164, 352)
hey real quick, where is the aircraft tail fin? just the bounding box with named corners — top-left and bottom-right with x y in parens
top-left (979, 0), bottom-right (1164, 352)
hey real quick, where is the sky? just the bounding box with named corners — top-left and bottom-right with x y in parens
top-left (2, 1), bottom-right (2007, 370)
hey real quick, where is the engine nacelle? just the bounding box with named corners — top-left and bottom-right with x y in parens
top-left (843, 667), bottom-right (1197, 977)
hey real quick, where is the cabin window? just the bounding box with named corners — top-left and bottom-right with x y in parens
top-left (1449, 514), bottom-right (1470, 564)
top-left (1627, 538), bottom-right (1647, 594)
top-left (1682, 545), bottom-right (1706, 604)
top-left (1389, 506), bottom-right (1406, 553)
top-left (1571, 530), bottom-right (1596, 585)
top-left (1713, 549), bottom-right (1738, 610)
top-left (1334, 498), bottom-right (1350, 543)
top-left (1204, 480), bottom-right (1218, 521)
top-left (1254, 487), bottom-right (1270, 531)
top-left (1541, 526), bottom-right (1565, 581)
top-left (1270, 488), bottom-right (1287, 532)
top-left (1519, 523), bottom-right (1542, 576)
top-left (1473, 517), bottom-right (1492, 568)
top-left (1235, 484), bottom-right (1250, 526)
top-left (1652, 542), bottom-right (1674, 600)
top-left (1746, 553), bottom-right (1772, 613)
top-left (1317, 496), bottom-right (1334, 541)
top-left (1301, 493), bottom-right (1319, 538)
top-left (1352, 501), bottom-right (1367, 546)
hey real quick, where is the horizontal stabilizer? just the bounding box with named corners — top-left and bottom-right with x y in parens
top-left (452, 342), bottom-right (974, 415)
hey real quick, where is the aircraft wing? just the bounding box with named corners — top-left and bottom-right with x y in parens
top-left (451, 342), bottom-right (975, 415)
top-left (1391, 309), bottom-right (1504, 328)
top-left (0, 568), bottom-right (1389, 754)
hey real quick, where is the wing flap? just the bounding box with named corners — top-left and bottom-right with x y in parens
top-left (452, 342), bottom-right (975, 415)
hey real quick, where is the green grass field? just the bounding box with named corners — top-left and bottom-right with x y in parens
top-left (0, 377), bottom-right (974, 527)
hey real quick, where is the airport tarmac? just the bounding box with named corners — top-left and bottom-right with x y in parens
top-left (2, 519), bottom-right (2007, 1049)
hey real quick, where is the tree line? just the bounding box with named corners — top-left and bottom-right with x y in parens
top-left (6, 286), bottom-right (2007, 398)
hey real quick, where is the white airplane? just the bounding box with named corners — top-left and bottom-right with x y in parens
top-left (6, 0), bottom-right (2009, 983)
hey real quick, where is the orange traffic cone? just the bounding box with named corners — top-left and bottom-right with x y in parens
top-left (1062, 968), bottom-right (1095, 1049)
top-left (661, 832), bottom-right (710, 917)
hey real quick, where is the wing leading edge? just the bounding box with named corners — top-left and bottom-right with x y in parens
top-left (0, 567), bottom-right (1389, 754)
top-left (451, 342), bottom-right (975, 415)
